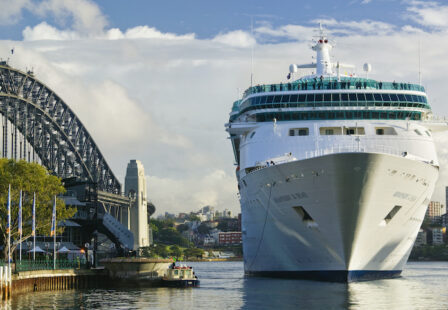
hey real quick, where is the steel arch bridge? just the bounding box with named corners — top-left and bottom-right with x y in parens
top-left (0, 61), bottom-right (121, 194)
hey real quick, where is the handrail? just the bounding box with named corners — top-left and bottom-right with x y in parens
top-left (245, 144), bottom-right (419, 176)
top-left (243, 78), bottom-right (425, 99)
top-left (14, 259), bottom-right (88, 272)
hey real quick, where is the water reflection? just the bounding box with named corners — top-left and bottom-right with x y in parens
top-left (3, 262), bottom-right (448, 309)
top-left (241, 277), bottom-right (349, 309)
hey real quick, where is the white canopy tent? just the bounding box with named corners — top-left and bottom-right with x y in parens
top-left (27, 246), bottom-right (46, 253)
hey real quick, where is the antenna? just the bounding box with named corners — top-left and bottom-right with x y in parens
top-left (250, 16), bottom-right (254, 87)
top-left (418, 40), bottom-right (422, 85)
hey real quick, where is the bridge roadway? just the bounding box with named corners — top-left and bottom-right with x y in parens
top-left (0, 61), bottom-right (135, 253)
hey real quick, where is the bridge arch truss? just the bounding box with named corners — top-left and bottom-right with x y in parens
top-left (0, 62), bottom-right (121, 194)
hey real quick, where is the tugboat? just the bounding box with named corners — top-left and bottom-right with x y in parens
top-left (162, 264), bottom-right (200, 288)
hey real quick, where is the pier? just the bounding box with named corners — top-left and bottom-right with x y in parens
top-left (0, 265), bottom-right (106, 300)
top-left (0, 258), bottom-right (173, 299)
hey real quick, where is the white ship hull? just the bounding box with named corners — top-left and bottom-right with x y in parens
top-left (240, 152), bottom-right (438, 282)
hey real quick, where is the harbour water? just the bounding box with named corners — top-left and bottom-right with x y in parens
top-left (6, 261), bottom-right (448, 309)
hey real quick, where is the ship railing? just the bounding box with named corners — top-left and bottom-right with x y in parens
top-left (304, 144), bottom-right (404, 159)
top-left (425, 115), bottom-right (448, 122)
top-left (242, 79), bottom-right (425, 99)
top-left (245, 145), bottom-right (423, 177)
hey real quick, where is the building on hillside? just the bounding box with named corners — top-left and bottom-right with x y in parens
top-left (414, 229), bottom-right (427, 247)
top-left (218, 232), bottom-right (242, 245)
top-left (430, 228), bottom-right (444, 245)
top-left (426, 201), bottom-right (445, 225)
top-left (238, 213), bottom-right (242, 231)
top-left (223, 209), bottom-right (232, 218)
top-left (203, 236), bottom-right (216, 246)
top-left (442, 213), bottom-right (448, 228)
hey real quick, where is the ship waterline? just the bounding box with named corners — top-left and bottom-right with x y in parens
top-left (240, 153), bottom-right (438, 281)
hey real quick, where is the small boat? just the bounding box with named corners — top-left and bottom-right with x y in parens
top-left (162, 264), bottom-right (200, 288)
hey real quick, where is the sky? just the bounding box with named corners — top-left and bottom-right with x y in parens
top-left (1, 0), bottom-right (448, 215)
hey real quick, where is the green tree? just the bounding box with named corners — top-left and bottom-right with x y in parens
top-left (152, 244), bottom-right (169, 258)
top-left (188, 214), bottom-right (200, 222)
top-left (176, 224), bottom-right (189, 233)
top-left (0, 159), bottom-right (76, 261)
top-left (217, 221), bottom-right (229, 232)
top-left (170, 245), bottom-right (182, 259)
top-left (197, 223), bottom-right (210, 235)
top-left (184, 247), bottom-right (204, 259)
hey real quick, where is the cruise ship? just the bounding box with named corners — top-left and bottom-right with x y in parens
top-left (225, 27), bottom-right (440, 282)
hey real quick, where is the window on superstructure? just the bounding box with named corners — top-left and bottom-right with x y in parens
top-left (365, 93), bottom-right (374, 101)
top-left (375, 127), bottom-right (397, 135)
top-left (414, 129), bottom-right (422, 136)
top-left (289, 128), bottom-right (309, 136)
top-left (320, 127), bottom-right (342, 135)
top-left (274, 96), bottom-right (281, 103)
top-left (345, 127), bottom-right (365, 135)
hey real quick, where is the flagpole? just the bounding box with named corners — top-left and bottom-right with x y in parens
top-left (32, 192), bottom-right (36, 261)
top-left (7, 184), bottom-right (11, 270)
top-left (52, 196), bottom-right (56, 270)
top-left (19, 190), bottom-right (22, 262)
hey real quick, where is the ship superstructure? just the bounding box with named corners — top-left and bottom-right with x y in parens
top-left (225, 27), bottom-right (439, 282)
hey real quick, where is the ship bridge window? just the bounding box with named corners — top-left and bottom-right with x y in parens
top-left (345, 127), bottom-right (365, 135)
top-left (289, 128), bottom-right (309, 136)
top-left (250, 131), bottom-right (256, 139)
top-left (375, 127), bottom-right (397, 135)
top-left (426, 130), bottom-right (431, 137)
top-left (320, 127), bottom-right (342, 135)
top-left (414, 129), bottom-right (422, 136)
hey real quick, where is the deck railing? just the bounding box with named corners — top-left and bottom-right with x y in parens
top-left (15, 259), bottom-right (88, 272)
top-left (243, 78), bottom-right (425, 99)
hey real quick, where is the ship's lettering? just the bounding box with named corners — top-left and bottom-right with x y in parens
top-left (295, 192), bottom-right (308, 199)
top-left (393, 191), bottom-right (417, 201)
top-left (274, 195), bottom-right (291, 203)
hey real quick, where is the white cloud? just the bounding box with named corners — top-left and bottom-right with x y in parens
top-left (23, 22), bottom-right (80, 40)
top-left (34, 0), bottom-right (107, 35)
top-left (0, 0), bottom-right (30, 25)
top-left (255, 24), bottom-right (311, 41)
top-left (406, 0), bottom-right (448, 29)
top-left (23, 23), bottom-right (196, 41)
top-left (148, 170), bottom-right (237, 214)
top-left (312, 18), bottom-right (395, 36)
top-left (5, 2), bottom-right (448, 215)
top-left (212, 30), bottom-right (255, 48)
